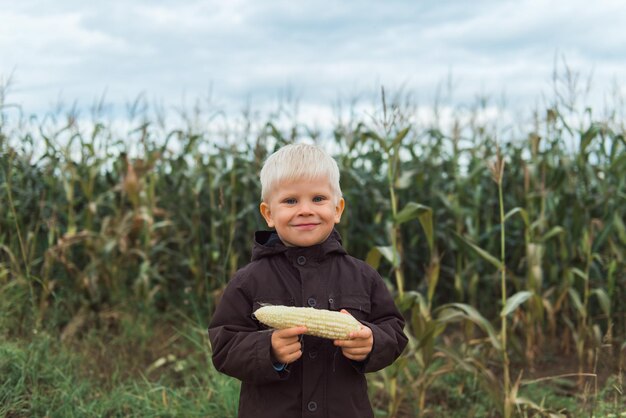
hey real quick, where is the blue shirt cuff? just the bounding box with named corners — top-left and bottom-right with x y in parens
top-left (272, 362), bottom-right (286, 371)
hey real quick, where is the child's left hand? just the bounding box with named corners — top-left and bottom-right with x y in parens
top-left (333, 309), bottom-right (373, 361)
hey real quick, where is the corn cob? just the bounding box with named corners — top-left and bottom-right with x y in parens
top-left (254, 305), bottom-right (361, 340)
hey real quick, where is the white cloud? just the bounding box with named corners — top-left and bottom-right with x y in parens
top-left (0, 10), bottom-right (129, 53)
top-left (0, 0), bottom-right (624, 122)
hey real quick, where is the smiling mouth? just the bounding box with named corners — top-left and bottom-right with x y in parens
top-left (293, 223), bottom-right (319, 229)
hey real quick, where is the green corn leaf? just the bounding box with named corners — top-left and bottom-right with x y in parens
top-left (396, 290), bottom-right (422, 312)
top-left (390, 126), bottom-right (411, 149)
top-left (613, 213), bottom-right (626, 245)
top-left (366, 245), bottom-right (400, 269)
top-left (395, 202), bottom-right (434, 252)
top-left (609, 149), bottom-right (626, 171)
top-left (593, 219), bottom-right (614, 251)
top-left (426, 259), bottom-right (440, 305)
top-left (608, 259), bottom-right (617, 299)
top-left (541, 226), bottom-right (565, 242)
top-left (567, 289), bottom-right (586, 318)
top-left (404, 290), bottom-right (427, 311)
top-left (591, 288), bottom-right (611, 317)
top-left (580, 123), bottom-right (600, 155)
top-left (413, 290), bottom-right (432, 319)
top-left (571, 267), bottom-right (588, 281)
top-left (361, 130), bottom-right (388, 152)
top-left (513, 397), bottom-right (543, 412)
top-left (501, 291), bottom-right (533, 317)
top-left (193, 177), bottom-right (205, 195)
top-left (450, 230), bottom-right (503, 270)
top-left (593, 324), bottom-right (603, 345)
top-left (395, 202), bottom-right (431, 225)
top-left (414, 321), bottom-right (439, 351)
top-left (435, 303), bottom-right (501, 350)
top-left (562, 315), bottom-right (577, 336)
top-left (504, 207), bottom-right (529, 226)
top-left (378, 245), bottom-right (399, 267)
top-left (365, 247), bottom-right (382, 270)
top-left (418, 210), bottom-right (434, 253)
top-left (437, 347), bottom-right (477, 375)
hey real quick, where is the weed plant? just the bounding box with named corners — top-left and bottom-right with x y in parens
top-left (0, 311), bottom-right (239, 418)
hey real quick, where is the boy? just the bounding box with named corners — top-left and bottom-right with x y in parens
top-left (208, 143), bottom-right (407, 418)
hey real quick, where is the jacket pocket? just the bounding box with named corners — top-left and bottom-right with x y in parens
top-left (329, 294), bottom-right (371, 321)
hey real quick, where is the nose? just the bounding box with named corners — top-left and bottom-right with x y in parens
top-left (297, 201), bottom-right (314, 215)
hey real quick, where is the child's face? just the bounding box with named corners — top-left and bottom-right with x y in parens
top-left (259, 177), bottom-right (345, 247)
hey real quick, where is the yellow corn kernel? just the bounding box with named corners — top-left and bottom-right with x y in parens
top-left (254, 305), bottom-right (361, 340)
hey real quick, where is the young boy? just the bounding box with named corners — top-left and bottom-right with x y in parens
top-left (208, 143), bottom-right (407, 418)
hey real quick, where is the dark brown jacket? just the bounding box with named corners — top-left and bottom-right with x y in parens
top-left (208, 230), bottom-right (407, 418)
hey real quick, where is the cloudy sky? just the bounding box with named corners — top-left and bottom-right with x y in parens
top-left (1, 0), bottom-right (625, 123)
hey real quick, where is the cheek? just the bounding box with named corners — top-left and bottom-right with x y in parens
top-left (272, 211), bottom-right (290, 224)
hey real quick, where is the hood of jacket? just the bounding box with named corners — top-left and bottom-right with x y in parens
top-left (251, 228), bottom-right (347, 261)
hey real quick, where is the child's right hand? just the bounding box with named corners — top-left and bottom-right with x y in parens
top-left (270, 326), bottom-right (307, 364)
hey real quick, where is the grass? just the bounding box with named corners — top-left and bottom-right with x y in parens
top-left (0, 309), bottom-right (240, 418)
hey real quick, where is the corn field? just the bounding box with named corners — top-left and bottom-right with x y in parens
top-left (1, 76), bottom-right (625, 417)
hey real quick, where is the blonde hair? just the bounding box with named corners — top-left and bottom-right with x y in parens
top-left (260, 143), bottom-right (342, 203)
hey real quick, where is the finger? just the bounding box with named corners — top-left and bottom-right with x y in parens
top-left (333, 338), bottom-right (357, 347)
top-left (274, 334), bottom-right (301, 346)
top-left (348, 327), bottom-right (372, 340)
top-left (333, 340), bottom-right (354, 348)
top-left (283, 349), bottom-right (303, 364)
top-left (341, 347), bottom-right (369, 360)
top-left (334, 338), bottom-right (371, 349)
top-left (342, 346), bottom-right (372, 356)
top-left (342, 351), bottom-right (368, 361)
top-left (274, 341), bottom-right (302, 358)
top-left (334, 331), bottom-right (372, 345)
top-left (274, 326), bottom-right (307, 339)
top-left (274, 339), bottom-right (302, 354)
top-left (276, 340), bottom-right (304, 356)
top-left (271, 333), bottom-right (298, 349)
top-left (283, 340), bottom-right (302, 353)
top-left (275, 346), bottom-right (302, 361)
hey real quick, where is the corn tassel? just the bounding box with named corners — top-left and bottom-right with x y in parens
top-left (254, 305), bottom-right (361, 340)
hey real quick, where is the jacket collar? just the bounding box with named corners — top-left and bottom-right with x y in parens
top-left (251, 229), bottom-right (346, 262)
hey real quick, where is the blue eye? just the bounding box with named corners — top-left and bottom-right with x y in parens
top-left (284, 198), bottom-right (297, 205)
top-left (313, 196), bottom-right (325, 202)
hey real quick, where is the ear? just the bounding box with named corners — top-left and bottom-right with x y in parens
top-left (334, 197), bottom-right (345, 224)
top-left (259, 202), bottom-right (275, 228)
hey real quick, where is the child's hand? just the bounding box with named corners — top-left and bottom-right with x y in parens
top-left (271, 326), bottom-right (307, 364)
top-left (333, 309), bottom-right (373, 361)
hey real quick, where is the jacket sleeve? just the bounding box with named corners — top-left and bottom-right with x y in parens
top-left (208, 271), bottom-right (287, 384)
top-left (358, 264), bottom-right (408, 373)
